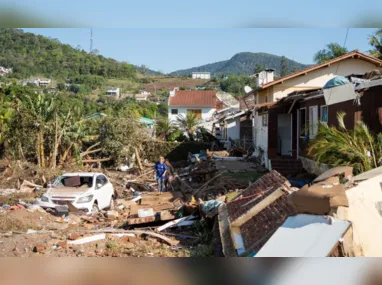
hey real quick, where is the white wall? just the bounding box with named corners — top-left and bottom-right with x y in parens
top-left (271, 59), bottom-right (378, 101)
top-left (254, 112), bottom-right (268, 164)
top-left (168, 107), bottom-right (216, 123)
top-left (226, 117), bottom-right (241, 141)
top-left (342, 174), bottom-right (382, 256)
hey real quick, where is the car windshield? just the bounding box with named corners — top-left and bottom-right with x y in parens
top-left (53, 175), bottom-right (94, 188)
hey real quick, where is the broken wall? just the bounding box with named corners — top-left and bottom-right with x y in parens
top-left (342, 174), bottom-right (382, 256)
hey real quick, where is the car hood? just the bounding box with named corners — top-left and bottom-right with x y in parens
top-left (47, 186), bottom-right (91, 197)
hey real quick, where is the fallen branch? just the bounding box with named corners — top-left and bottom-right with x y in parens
top-left (82, 157), bottom-right (111, 163)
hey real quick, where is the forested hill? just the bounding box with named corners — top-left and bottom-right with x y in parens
top-left (0, 28), bottom-right (139, 79)
top-left (170, 52), bottom-right (311, 76)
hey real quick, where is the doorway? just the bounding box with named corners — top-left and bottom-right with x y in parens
top-left (277, 114), bottom-right (292, 156)
top-left (187, 109), bottom-right (202, 119)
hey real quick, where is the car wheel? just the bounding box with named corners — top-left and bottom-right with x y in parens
top-left (91, 203), bottom-right (99, 216)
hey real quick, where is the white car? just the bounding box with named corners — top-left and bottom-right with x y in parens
top-left (37, 172), bottom-right (115, 215)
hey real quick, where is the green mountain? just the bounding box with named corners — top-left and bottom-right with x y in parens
top-left (170, 52), bottom-right (311, 76)
top-left (0, 28), bottom-right (161, 79)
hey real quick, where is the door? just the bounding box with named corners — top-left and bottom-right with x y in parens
top-left (95, 175), bottom-right (113, 209)
top-left (187, 109), bottom-right (202, 119)
top-left (309, 106), bottom-right (318, 138)
top-left (277, 114), bottom-right (292, 156)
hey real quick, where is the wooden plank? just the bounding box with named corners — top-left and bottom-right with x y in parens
top-left (135, 148), bottom-right (143, 171)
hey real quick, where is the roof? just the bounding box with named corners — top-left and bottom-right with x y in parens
top-left (227, 170), bottom-right (291, 222)
top-left (168, 90), bottom-right (217, 107)
top-left (255, 102), bottom-right (277, 112)
top-left (255, 214), bottom-right (351, 257)
top-left (192, 72), bottom-right (210, 74)
top-left (139, 117), bottom-right (154, 125)
top-left (255, 51), bottom-right (382, 91)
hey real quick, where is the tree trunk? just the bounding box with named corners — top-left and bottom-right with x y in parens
top-left (59, 143), bottom-right (74, 165)
top-left (51, 113), bottom-right (58, 169)
top-left (39, 130), bottom-right (45, 168)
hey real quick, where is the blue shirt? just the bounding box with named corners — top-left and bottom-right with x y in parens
top-left (154, 162), bottom-right (167, 180)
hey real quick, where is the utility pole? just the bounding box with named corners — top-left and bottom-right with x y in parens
top-left (90, 28), bottom-right (93, 53)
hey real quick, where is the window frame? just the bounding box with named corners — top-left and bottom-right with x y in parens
top-left (320, 105), bottom-right (328, 123)
top-left (171, 109), bottom-right (178, 115)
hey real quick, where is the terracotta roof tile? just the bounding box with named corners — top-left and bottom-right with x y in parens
top-left (168, 90), bottom-right (217, 107)
top-left (226, 170), bottom-right (291, 222)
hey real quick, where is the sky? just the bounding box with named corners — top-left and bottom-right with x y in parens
top-left (3, 0), bottom-right (382, 28)
top-left (23, 28), bottom-right (377, 73)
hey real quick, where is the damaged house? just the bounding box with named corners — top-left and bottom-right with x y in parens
top-left (243, 51), bottom-right (382, 174)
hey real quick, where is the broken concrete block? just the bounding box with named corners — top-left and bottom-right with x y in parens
top-left (106, 210), bottom-right (119, 219)
top-left (68, 233), bottom-right (81, 240)
top-left (57, 241), bottom-right (68, 249)
top-left (33, 244), bottom-right (46, 253)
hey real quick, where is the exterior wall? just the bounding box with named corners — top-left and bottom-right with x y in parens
top-left (168, 106), bottom-right (216, 122)
top-left (226, 117), bottom-right (241, 141)
top-left (254, 112), bottom-right (268, 161)
top-left (192, 73), bottom-right (211, 79)
top-left (240, 116), bottom-right (253, 148)
top-left (271, 59), bottom-right (378, 101)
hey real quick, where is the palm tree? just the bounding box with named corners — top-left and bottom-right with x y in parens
top-left (176, 113), bottom-right (202, 141)
top-left (308, 112), bottom-right (382, 174)
top-left (313, 43), bottom-right (348, 64)
top-left (156, 119), bottom-right (177, 141)
top-left (368, 29), bottom-right (382, 59)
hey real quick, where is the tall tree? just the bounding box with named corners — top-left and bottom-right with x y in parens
top-left (254, 64), bottom-right (265, 74)
top-left (313, 43), bottom-right (348, 64)
top-left (280, 56), bottom-right (289, 77)
top-left (368, 28), bottom-right (382, 59)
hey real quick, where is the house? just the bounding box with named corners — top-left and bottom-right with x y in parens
top-left (168, 88), bottom-right (220, 123)
top-left (218, 170), bottom-right (295, 257)
top-left (262, 70), bottom-right (382, 176)
top-left (39, 79), bottom-right (51, 87)
top-left (139, 90), bottom-right (151, 95)
top-left (22, 78), bottom-right (40, 86)
top-left (106, 88), bottom-right (120, 98)
top-left (244, 51), bottom-right (382, 171)
top-left (0, 66), bottom-right (12, 76)
top-left (135, 93), bottom-right (148, 101)
top-left (192, 72), bottom-right (211, 80)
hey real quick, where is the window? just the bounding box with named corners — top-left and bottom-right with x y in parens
top-left (320, 105), bottom-right (328, 123)
top-left (96, 175), bottom-right (107, 188)
top-left (171, 109), bottom-right (178, 115)
top-left (309, 106), bottom-right (318, 138)
top-left (262, 114), bottom-right (268, 126)
top-left (299, 108), bottom-right (306, 136)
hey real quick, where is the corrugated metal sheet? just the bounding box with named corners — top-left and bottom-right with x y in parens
top-left (255, 214), bottom-right (351, 257)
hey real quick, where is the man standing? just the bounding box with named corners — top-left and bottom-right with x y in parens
top-left (154, 156), bottom-right (167, 193)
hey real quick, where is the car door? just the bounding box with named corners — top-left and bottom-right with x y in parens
top-left (95, 175), bottom-right (113, 209)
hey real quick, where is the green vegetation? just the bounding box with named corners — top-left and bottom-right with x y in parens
top-left (0, 84), bottom-right (166, 167)
top-left (170, 52), bottom-right (310, 76)
top-left (0, 29), bottom-right (136, 80)
top-left (218, 74), bottom-right (257, 97)
top-left (369, 28), bottom-right (382, 59)
top-left (308, 112), bottom-right (382, 174)
top-left (313, 42), bottom-right (348, 64)
top-left (280, 56), bottom-right (289, 77)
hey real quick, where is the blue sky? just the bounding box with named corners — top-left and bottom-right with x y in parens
top-left (23, 28), bottom-right (377, 73)
top-left (4, 0), bottom-right (382, 28)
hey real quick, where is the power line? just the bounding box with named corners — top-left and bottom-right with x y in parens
top-left (326, 28), bottom-right (350, 104)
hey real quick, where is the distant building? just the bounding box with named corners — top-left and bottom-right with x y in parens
top-left (139, 90), bottom-right (151, 95)
top-left (0, 66), bottom-right (12, 76)
top-left (106, 88), bottom-right (120, 98)
top-left (192, 72), bottom-right (211, 80)
top-left (22, 78), bottom-right (51, 87)
top-left (39, 79), bottom-right (51, 87)
top-left (135, 93), bottom-right (148, 101)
